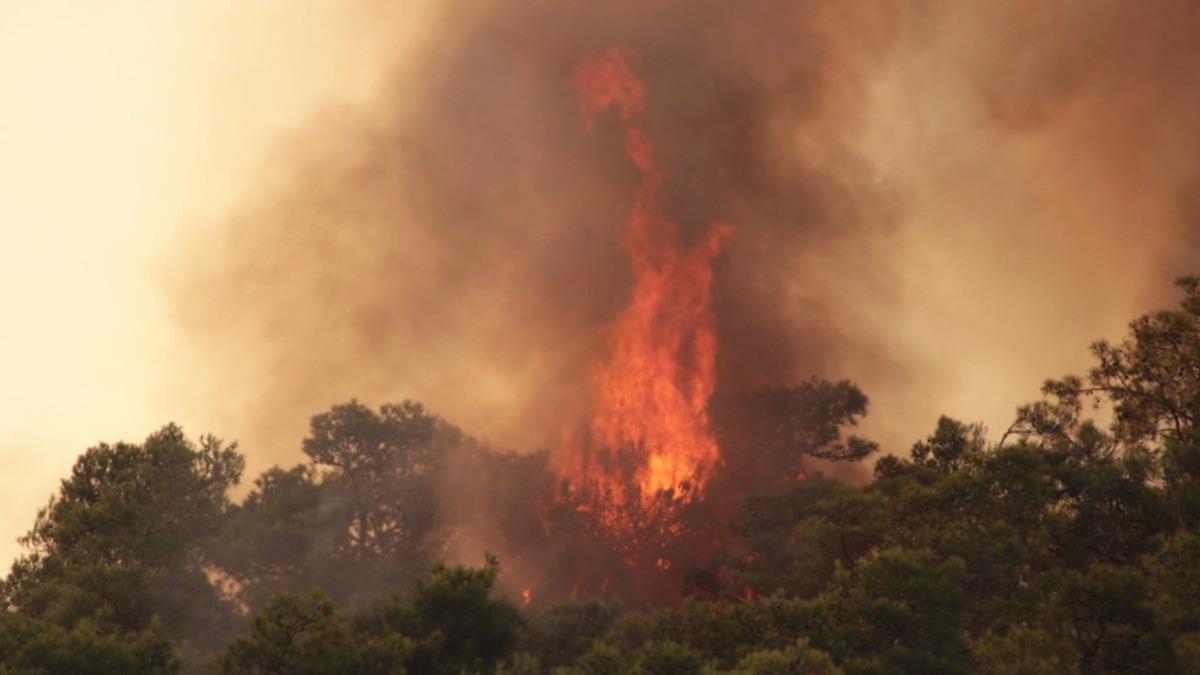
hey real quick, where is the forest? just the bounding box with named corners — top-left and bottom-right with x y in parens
top-left (4, 277), bottom-right (1200, 675)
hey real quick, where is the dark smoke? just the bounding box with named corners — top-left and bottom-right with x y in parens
top-left (848, 0), bottom-right (1200, 439)
top-left (171, 0), bottom-right (906, 467)
top-left (159, 0), bottom-right (1200, 605)
top-left (170, 1), bottom-right (1200, 594)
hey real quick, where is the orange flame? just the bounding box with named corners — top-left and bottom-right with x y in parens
top-left (561, 50), bottom-right (733, 527)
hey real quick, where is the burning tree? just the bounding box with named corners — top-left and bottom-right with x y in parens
top-left (558, 49), bottom-right (732, 544)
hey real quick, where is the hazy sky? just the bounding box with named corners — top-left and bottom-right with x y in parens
top-left (0, 0), bottom-right (432, 570)
top-left (3, 1), bottom-right (1194, 572)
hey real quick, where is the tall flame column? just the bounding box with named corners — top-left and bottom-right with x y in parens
top-left (561, 50), bottom-right (733, 530)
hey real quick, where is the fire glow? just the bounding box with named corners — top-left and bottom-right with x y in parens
top-left (560, 50), bottom-right (733, 526)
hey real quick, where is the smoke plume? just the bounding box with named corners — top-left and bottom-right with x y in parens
top-left (171, 0), bottom-right (1200, 473)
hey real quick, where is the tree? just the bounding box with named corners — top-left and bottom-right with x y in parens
top-left (1146, 532), bottom-right (1200, 672)
top-left (212, 590), bottom-right (410, 675)
top-left (1046, 565), bottom-right (1170, 674)
top-left (213, 465), bottom-right (324, 609)
top-left (971, 625), bottom-right (1078, 675)
top-left (359, 556), bottom-right (521, 675)
top-left (730, 477), bottom-right (888, 598)
top-left (302, 400), bottom-right (441, 561)
top-left (732, 639), bottom-right (841, 675)
top-left (1006, 277), bottom-right (1200, 454)
top-left (520, 598), bottom-right (623, 670)
top-left (816, 548), bottom-right (971, 675)
top-left (1163, 429), bottom-right (1200, 528)
top-left (1087, 277), bottom-right (1200, 446)
top-left (212, 558), bottom-right (518, 675)
top-left (0, 614), bottom-right (179, 675)
top-left (2, 424), bottom-right (243, 664)
top-left (219, 399), bottom-right (459, 608)
top-left (713, 380), bottom-right (878, 500)
top-left (629, 641), bottom-right (703, 675)
top-left (910, 417), bottom-right (986, 474)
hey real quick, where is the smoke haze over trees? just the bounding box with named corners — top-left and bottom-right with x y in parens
top-left (8, 277), bottom-right (1200, 672)
top-left (7, 1), bottom-right (1200, 673)
top-left (168, 0), bottom-right (1200, 475)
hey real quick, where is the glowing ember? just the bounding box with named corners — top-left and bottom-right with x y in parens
top-left (521, 588), bottom-right (532, 606)
top-left (561, 49), bottom-right (733, 527)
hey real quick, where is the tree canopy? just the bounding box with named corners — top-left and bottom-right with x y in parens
top-left (6, 278), bottom-right (1200, 673)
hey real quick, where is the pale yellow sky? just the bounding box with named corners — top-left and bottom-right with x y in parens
top-left (0, 0), bottom-right (430, 570)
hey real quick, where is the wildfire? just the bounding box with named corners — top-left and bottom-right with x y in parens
top-left (561, 50), bottom-right (733, 529)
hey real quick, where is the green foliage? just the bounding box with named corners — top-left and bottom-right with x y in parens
top-left (817, 548), bottom-right (971, 674)
top-left (630, 641), bottom-right (702, 675)
top-left (302, 400), bottom-right (441, 563)
top-left (1047, 565), bottom-right (1170, 673)
top-left (212, 590), bottom-right (409, 675)
top-left (498, 651), bottom-right (543, 674)
top-left (2, 425), bottom-right (242, 667)
top-left (731, 639), bottom-right (840, 675)
top-left (356, 556), bottom-right (520, 675)
top-left (565, 642), bottom-right (623, 675)
top-left (0, 615), bottom-right (179, 675)
top-left (1088, 276), bottom-right (1200, 445)
top-left (1163, 431), bottom-right (1200, 527)
top-left (1147, 532), bottom-right (1200, 637)
top-left (730, 476), bottom-right (880, 598)
top-left (714, 380), bottom-right (878, 497)
top-left (211, 559), bottom-right (519, 674)
top-left (212, 465), bottom-right (324, 608)
top-left (971, 625), bottom-right (1078, 675)
top-left (910, 416), bottom-right (986, 473)
top-left (521, 599), bottom-right (623, 669)
top-left (215, 400), bottom-right (464, 612)
top-left (13, 277), bottom-right (1200, 673)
